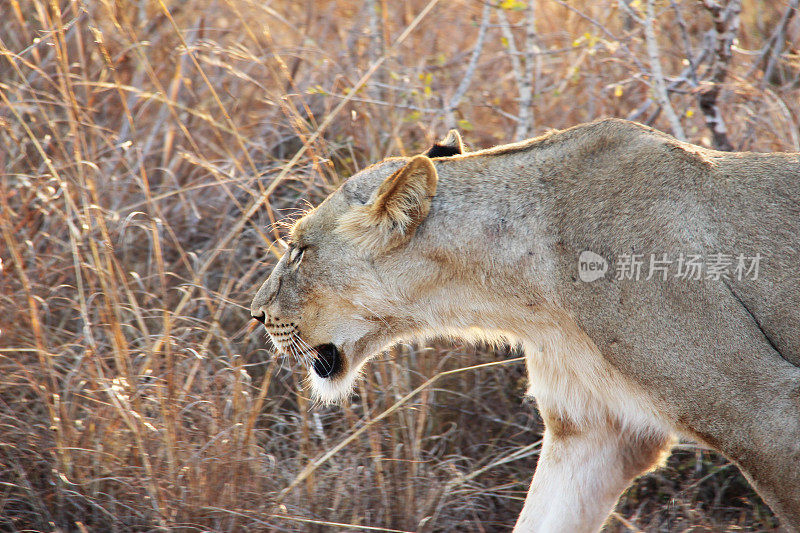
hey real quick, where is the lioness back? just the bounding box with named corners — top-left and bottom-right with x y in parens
top-left (504, 119), bottom-right (800, 367)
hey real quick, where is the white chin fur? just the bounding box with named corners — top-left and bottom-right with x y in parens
top-left (307, 365), bottom-right (361, 405)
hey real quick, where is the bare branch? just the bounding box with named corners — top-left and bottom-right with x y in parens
top-left (496, 9), bottom-right (525, 98)
top-left (618, 0), bottom-right (644, 26)
top-left (627, 46), bottom-right (711, 122)
top-left (670, 0), bottom-right (700, 87)
top-left (445, 1), bottom-right (492, 129)
top-left (515, 3), bottom-right (539, 141)
top-left (498, 3), bottom-right (540, 141)
top-left (644, 0), bottom-right (686, 140)
top-left (697, 0), bottom-right (741, 151)
top-left (554, 0), bottom-right (647, 72)
top-left (366, 0), bottom-right (385, 100)
top-left (763, 0), bottom-right (799, 84)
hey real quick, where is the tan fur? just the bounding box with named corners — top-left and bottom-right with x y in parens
top-left (252, 119), bottom-right (800, 532)
top-left (337, 155), bottom-right (437, 251)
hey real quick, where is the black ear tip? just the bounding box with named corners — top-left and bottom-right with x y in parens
top-left (425, 143), bottom-right (462, 158)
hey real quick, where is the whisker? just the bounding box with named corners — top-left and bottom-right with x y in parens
top-left (296, 336), bottom-right (335, 374)
top-left (289, 342), bottom-right (306, 367)
top-left (293, 335), bottom-right (324, 370)
top-left (290, 336), bottom-right (313, 367)
top-left (284, 338), bottom-right (301, 365)
top-left (294, 335), bottom-right (319, 358)
top-left (294, 335), bottom-right (317, 354)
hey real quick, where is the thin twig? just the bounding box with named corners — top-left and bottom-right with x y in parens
top-left (696, 0), bottom-right (741, 151)
top-left (669, 0), bottom-right (700, 87)
top-left (511, 3), bottom-right (539, 140)
top-left (644, 0), bottom-right (685, 140)
top-left (445, 1), bottom-right (492, 129)
top-left (751, 0), bottom-right (799, 82)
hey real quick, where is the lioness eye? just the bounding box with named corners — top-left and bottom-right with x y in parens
top-left (289, 246), bottom-right (305, 264)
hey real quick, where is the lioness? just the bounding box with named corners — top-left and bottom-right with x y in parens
top-left (251, 119), bottom-right (800, 532)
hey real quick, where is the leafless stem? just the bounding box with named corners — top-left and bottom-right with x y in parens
top-left (497, 4), bottom-right (540, 140)
top-left (497, 9), bottom-right (525, 96)
top-left (444, 1), bottom-right (492, 129)
top-left (366, 0), bottom-right (385, 100)
top-left (644, 0), bottom-right (686, 140)
top-left (696, 0), bottom-right (741, 151)
top-left (762, 0), bottom-right (799, 84)
top-left (515, 3), bottom-right (539, 140)
top-left (670, 0), bottom-right (700, 87)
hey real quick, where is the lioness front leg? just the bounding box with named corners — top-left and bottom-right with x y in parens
top-left (514, 411), bottom-right (673, 533)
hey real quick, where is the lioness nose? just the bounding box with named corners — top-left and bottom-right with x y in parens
top-left (251, 309), bottom-right (266, 324)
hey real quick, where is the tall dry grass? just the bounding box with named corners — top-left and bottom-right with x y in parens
top-left (1, 0), bottom-right (797, 531)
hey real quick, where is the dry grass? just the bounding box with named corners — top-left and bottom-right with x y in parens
top-left (1, 0), bottom-right (797, 531)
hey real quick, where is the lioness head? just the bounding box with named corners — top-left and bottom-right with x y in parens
top-left (251, 133), bottom-right (463, 403)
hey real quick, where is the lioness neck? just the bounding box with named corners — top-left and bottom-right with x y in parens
top-left (410, 153), bottom-right (560, 338)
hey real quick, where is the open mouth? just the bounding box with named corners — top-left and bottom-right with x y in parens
top-left (312, 343), bottom-right (343, 378)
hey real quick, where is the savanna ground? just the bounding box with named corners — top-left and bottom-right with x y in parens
top-left (1, 0), bottom-right (798, 531)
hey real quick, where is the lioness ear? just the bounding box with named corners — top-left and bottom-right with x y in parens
top-left (425, 129), bottom-right (463, 158)
top-left (338, 155), bottom-right (438, 251)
